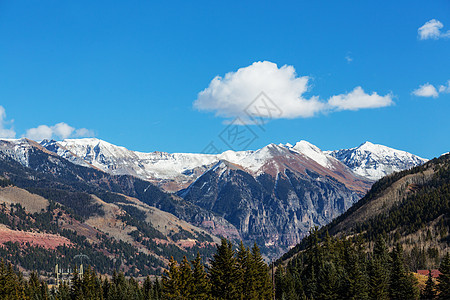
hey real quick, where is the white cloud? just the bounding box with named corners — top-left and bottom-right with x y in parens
top-left (24, 122), bottom-right (94, 141)
top-left (53, 122), bottom-right (75, 139)
top-left (74, 128), bottom-right (95, 137)
top-left (412, 83), bottom-right (439, 98)
top-left (0, 106), bottom-right (16, 139)
top-left (194, 61), bottom-right (393, 123)
top-left (328, 87), bottom-right (394, 111)
top-left (439, 80), bottom-right (450, 94)
top-left (418, 19), bottom-right (450, 40)
top-left (194, 61), bottom-right (325, 121)
top-left (345, 55), bottom-right (353, 63)
top-left (25, 125), bottom-right (53, 141)
top-left (412, 81), bottom-right (450, 98)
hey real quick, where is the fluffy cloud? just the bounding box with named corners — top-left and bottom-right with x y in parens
top-left (24, 122), bottom-right (94, 141)
top-left (0, 106), bottom-right (16, 139)
top-left (412, 81), bottom-right (449, 98)
top-left (0, 106), bottom-right (94, 141)
top-left (418, 19), bottom-right (450, 40)
top-left (195, 61), bottom-right (324, 121)
top-left (328, 87), bottom-right (393, 111)
top-left (194, 61), bottom-right (393, 123)
top-left (412, 83), bottom-right (439, 98)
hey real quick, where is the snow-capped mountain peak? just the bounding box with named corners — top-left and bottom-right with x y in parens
top-left (35, 138), bottom-right (430, 191)
top-left (326, 142), bottom-right (428, 181)
top-left (282, 140), bottom-right (336, 169)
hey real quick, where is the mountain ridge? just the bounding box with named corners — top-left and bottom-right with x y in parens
top-left (38, 138), bottom-right (428, 192)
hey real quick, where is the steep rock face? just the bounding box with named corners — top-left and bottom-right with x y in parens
top-left (326, 141), bottom-right (428, 181)
top-left (179, 144), bottom-right (371, 257)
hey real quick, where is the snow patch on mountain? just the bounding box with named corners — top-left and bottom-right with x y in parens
top-left (286, 140), bottom-right (336, 169)
top-left (326, 141), bottom-right (428, 181)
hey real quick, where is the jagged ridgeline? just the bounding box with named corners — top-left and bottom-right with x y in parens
top-left (0, 141), bottom-right (224, 276)
top-left (275, 153), bottom-right (450, 299)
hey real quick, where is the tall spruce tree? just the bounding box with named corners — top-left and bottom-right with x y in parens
top-left (70, 267), bottom-right (84, 300)
top-left (208, 238), bottom-right (239, 300)
top-left (251, 243), bottom-right (273, 300)
top-left (369, 237), bottom-right (390, 300)
top-left (191, 252), bottom-right (210, 300)
top-left (153, 277), bottom-right (162, 300)
top-left (179, 256), bottom-right (193, 299)
top-left (421, 270), bottom-right (436, 300)
top-left (143, 276), bottom-right (153, 300)
top-left (162, 256), bottom-right (181, 299)
top-left (236, 241), bottom-right (255, 299)
top-left (0, 261), bottom-right (23, 300)
top-left (389, 244), bottom-right (419, 300)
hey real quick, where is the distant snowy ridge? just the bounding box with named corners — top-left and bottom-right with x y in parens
top-left (41, 138), bottom-right (340, 182)
top-left (326, 141), bottom-right (428, 181)
top-left (0, 138), bottom-right (426, 191)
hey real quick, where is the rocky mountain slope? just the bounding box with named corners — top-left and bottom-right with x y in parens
top-left (0, 139), bottom-right (242, 276)
top-left (179, 142), bottom-right (372, 257)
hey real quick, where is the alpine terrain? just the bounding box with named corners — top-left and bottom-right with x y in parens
top-left (0, 137), bottom-right (428, 260)
top-left (40, 138), bottom-right (427, 257)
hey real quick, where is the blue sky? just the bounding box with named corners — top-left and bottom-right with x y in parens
top-left (0, 1), bottom-right (449, 158)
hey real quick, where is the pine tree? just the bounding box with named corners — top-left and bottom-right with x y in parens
top-left (368, 258), bottom-right (389, 300)
top-left (102, 277), bottom-right (111, 300)
top-left (39, 281), bottom-right (49, 300)
top-left (208, 238), bottom-right (239, 300)
top-left (274, 266), bottom-right (301, 300)
top-left (70, 267), bottom-right (84, 300)
top-left (162, 256), bottom-right (181, 299)
top-left (236, 241), bottom-right (253, 299)
top-left (25, 271), bottom-right (41, 298)
top-left (251, 243), bottom-right (273, 300)
top-left (153, 277), bottom-right (162, 300)
top-left (368, 237), bottom-right (390, 300)
top-left (345, 246), bottom-right (369, 300)
top-left (0, 261), bottom-right (22, 300)
top-left (191, 252), bottom-right (210, 299)
top-left (421, 270), bottom-right (436, 300)
top-left (143, 276), bottom-right (153, 300)
top-left (389, 244), bottom-right (419, 300)
top-left (438, 253), bottom-right (450, 300)
top-left (58, 280), bottom-right (71, 300)
top-left (179, 256), bottom-right (193, 299)
top-left (128, 276), bottom-right (144, 300)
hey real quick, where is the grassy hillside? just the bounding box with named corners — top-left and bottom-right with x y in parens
top-left (0, 149), bottom-right (221, 277)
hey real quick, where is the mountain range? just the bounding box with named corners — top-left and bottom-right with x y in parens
top-left (0, 137), bottom-right (427, 260)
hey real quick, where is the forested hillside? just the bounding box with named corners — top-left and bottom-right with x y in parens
top-left (0, 238), bottom-right (274, 300)
top-left (0, 146), bottom-right (222, 277)
top-left (275, 153), bottom-right (450, 299)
